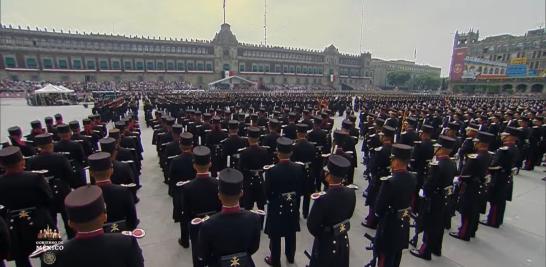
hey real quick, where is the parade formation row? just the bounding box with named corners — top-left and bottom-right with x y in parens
top-left (0, 91), bottom-right (545, 267)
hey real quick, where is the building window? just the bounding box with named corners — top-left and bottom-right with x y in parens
top-left (124, 61), bottom-right (133, 70)
top-left (283, 66), bottom-right (288, 73)
top-left (252, 64), bottom-right (258, 72)
top-left (275, 65), bottom-right (281, 73)
top-left (167, 62), bottom-right (175, 70)
top-left (206, 63), bottom-right (212, 71)
top-left (146, 61), bottom-right (155, 70)
top-left (296, 66), bottom-right (301, 74)
top-left (26, 57), bottom-right (38, 69)
top-left (187, 62), bottom-right (194, 71)
top-left (86, 60), bottom-right (96, 70)
top-left (4, 56), bottom-right (17, 68)
top-left (157, 61), bottom-right (165, 70)
top-left (99, 60), bottom-right (109, 70)
top-left (136, 61), bottom-right (144, 70)
top-left (177, 62), bottom-right (185, 71)
top-left (72, 59), bottom-right (82, 69)
top-left (112, 61), bottom-right (121, 70)
top-left (289, 66), bottom-right (295, 73)
top-left (196, 62), bottom-right (204, 71)
top-left (258, 65), bottom-right (264, 72)
top-left (57, 58), bottom-right (68, 70)
top-left (239, 63), bottom-right (245, 72)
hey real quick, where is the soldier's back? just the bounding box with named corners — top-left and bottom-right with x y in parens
top-left (57, 233), bottom-right (143, 267)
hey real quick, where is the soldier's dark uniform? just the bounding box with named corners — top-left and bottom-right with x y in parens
top-left (205, 117), bottom-right (228, 177)
top-left (374, 144), bottom-right (416, 267)
top-left (363, 126), bottom-right (395, 229)
top-left (291, 124), bottom-right (317, 218)
top-left (410, 136), bottom-right (458, 260)
top-left (399, 117), bottom-right (419, 146)
top-left (54, 185), bottom-right (144, 267)
top-left (54, 124), bottom-right (86, 185)
top-left (450, 131), bottom-right (493, 241)
top-left (238, 127), bottom-right (272, 211)
top-left (0, 205), bottom-right (10, 267)
top-left (69, 121), bottom-right (94, 157)
top-left (168, 133), bottom-right (195, 248)
top-left (180, 146), bottom-right (221, 267)
top-left (89, 152), bottom-right (139, 232)
top-left (7, 127), bottom-right (36, 157)
top-left (307, 155), bottom-right (356, 267)
top-left (264, 138), bottom-right (305, 266)
top-left (197, 169), bottom-right (262, 267)
top-left (262, 119), bottom-right (281, 155)
top-left (308, 117), bottom-right (331, 191)
top-left (221, 121), bottom-right (248, 168)
top-left (99, 138), bottom-right (136, 186)
top-left (410, 125), bottom-right (435, 212)
top-left (283, 113), bottom-right (298, 140)
top-left (0, 146), bottom-right (54, 267)
top-left (26, 134), bottom-right (79, 238)
top-left (481, 127), bottom-right (520, 228)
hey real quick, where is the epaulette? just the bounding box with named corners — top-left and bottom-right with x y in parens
top-left (467, 153), bottom-right (478, 159)
top-left (295, 161), bottom-right (305, 166)
top-left (176, 180), bottom-right (191, 187)
top-left (429, 160), bottom-right (439, 166)
top-left (413, 141), bottom-right (422, 144)
top-left (261, 145), bottom-right (271, 150)
top-left (466, 137), bottom-right (472, 140)
top-left (121, 183), bottom-right (137, 188)
top-left (374, 147), bottom-right (382, 152)
top-left (167, 155), bottom-right (178, 160)
top-left (489, 166), bottom-right (502, 170)
top-left (311, 191), bottom-right (326, 200)
top-left (346, 184), bottom-right (359, 190)
top-left (380, 175), bottom-right (392, 181)
top-left (321, 153), bottom-right (331, 158)
top-left (345, 151), bottom-right (354, 154)
top-left (263, 164), bottom-right (274, 170)
top-left (500, 146), bottom-right (509, 151)
top-left (401, 131), bottom-right (407, 135)
top-left (488, 151), bottom-right (495, 155)
top-left (237, 147), bottom-right (246, 152)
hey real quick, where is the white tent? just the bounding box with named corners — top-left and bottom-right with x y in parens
top-left (208, 76), bottom-right (257, 90)
top-left (34, 84), bottom-right (74, 94)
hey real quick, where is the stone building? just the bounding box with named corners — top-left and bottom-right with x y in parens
top-left (371, 59), bottom-right (441, 88)
top-left (449, 29), bottom-right (546, 93)
top-left (0, 24), bottom-right (373, 90)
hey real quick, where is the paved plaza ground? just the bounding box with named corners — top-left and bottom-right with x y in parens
top-left (1, 98), bottom-right (544, 267)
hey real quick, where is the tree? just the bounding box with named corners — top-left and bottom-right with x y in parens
top-left (411, 74), bottom-right (442, 91)
top-left (387, 71), bottom-right (411, 88)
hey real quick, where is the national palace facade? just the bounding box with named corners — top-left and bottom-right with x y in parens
top-left (0, 23), bottom-right (374, 90)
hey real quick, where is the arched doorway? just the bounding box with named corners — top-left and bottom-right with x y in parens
top-left (516, 84), bottom-right (528, 93)
top-left (531, 84), bottom-right (544, 93)
top-left (502, 84), bottom-right (513, 93)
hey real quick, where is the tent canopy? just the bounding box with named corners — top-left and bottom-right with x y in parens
top-left (208, 76), bottom-right (256, 86)
top-left (34, 84), bottom-right (74, 94)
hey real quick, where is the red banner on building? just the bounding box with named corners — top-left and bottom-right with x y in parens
top-left (449, 47), bottom-right (467, 81)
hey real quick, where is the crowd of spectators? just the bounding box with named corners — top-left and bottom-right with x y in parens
top-left (0, 79), bottom-right (198, 94)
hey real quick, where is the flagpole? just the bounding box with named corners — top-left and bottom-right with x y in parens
top-left (223, 0), bottom-right (226, 24)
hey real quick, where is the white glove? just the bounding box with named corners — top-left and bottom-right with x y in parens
top-left (418, 189), bottom-right (425, 198)
top-left (453, 176), bottom-right (460, 183)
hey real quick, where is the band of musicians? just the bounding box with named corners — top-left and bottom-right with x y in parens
top-left (0, 91), bottom-right (544, 267)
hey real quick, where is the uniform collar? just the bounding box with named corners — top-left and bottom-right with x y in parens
top-left (221, 204), bottom-right (241, 214)
top-left (95, 180), bottom-right (112, 186)
top-left (279, 159), bottom-right (290, 164)
top-left (75, 228), bottom-right (104, 240)
top-left (196, 173), bottom-right (210, 179)
top-left (328, 183), bottom-right (343, 188)
top-left (436, 155), bottom-right (449, 160)
top-left (392, 168), bottom-right (408, 174)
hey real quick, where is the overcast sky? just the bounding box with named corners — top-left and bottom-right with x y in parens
top-left (2, 0), bottom-right (545, 76)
